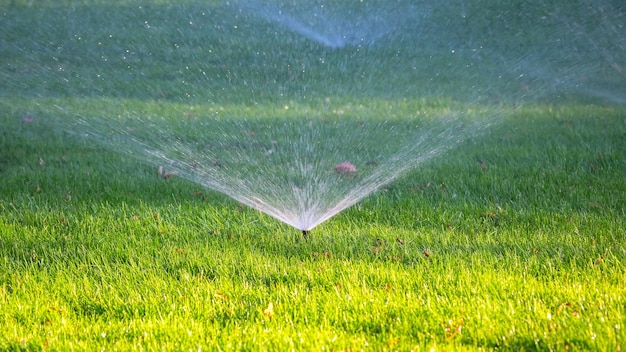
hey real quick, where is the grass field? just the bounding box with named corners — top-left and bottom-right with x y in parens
top-left (1, 0), bottom-right (625, 350)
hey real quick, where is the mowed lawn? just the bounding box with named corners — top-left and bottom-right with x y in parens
top-left (1, 0), bottom-right (625, 350)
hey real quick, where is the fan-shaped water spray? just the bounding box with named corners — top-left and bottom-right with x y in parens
top-left (59, 101), bottom-right (489, 231)
top-left (233, 0), bottom-right (423, 48)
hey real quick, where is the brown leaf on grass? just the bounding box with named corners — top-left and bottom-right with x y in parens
top-left (388, 337), bottom-right (399, 349)
top-left (156, 166), bottom-right (175, 179)
top-left (49, 306), bottom-right (63, 314)
top-left (262, 302), bottom-right (274, 319)
top-left (396, 237), bottom-right (404, 245)
top-left (482, 212), bottom-right (497, 219)
top-left (445, 314), bottom-right (465, 341)
top-left (423, 250), bottom-right (430, 258)
top-left (334, 161), bottom-right (357, 174)
top-left (22, 115), bottom-right (34, 123)
top-left (555, 302), bottom-right (572, 315)
top-left (478, 159), bottom-right (488, 172)
top-left (312, 251), bottom-right (331, 259)
top-left (213, 292), bottom-right (228, 301)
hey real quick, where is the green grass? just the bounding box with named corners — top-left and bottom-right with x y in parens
top-left (1, 0), bottom-right (626, 350)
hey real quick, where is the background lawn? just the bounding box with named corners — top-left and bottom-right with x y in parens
top-left (1, 0), bottom-right (625, 350)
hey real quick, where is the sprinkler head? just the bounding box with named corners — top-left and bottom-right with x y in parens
top-left (302, 230), bottom-right (310, 239)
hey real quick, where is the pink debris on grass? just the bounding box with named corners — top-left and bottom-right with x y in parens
top-left (334, 161), bottom-right (357, 174)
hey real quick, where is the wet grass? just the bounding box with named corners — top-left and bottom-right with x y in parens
top-left (1, 0), bottom-right (626, 350)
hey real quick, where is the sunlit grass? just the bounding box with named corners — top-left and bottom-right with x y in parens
top-left (1, 0), bottom-right (625, 350)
